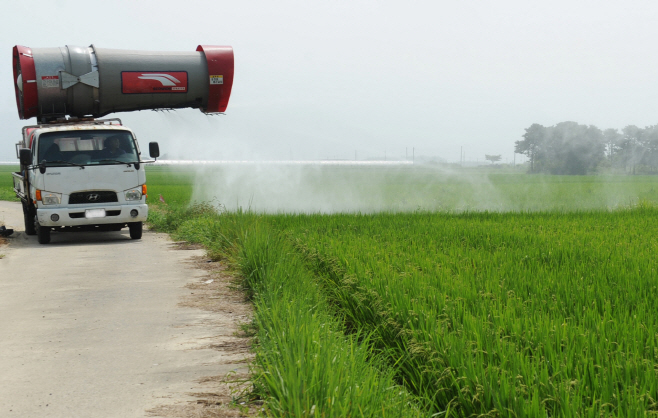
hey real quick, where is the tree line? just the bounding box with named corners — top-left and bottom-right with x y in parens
top-left (515, 121), bottom-right (658, 174)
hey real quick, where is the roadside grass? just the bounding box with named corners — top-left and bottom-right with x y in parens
top-left (149, 207), bottom-right (424, 417)
top-left (0, 165), bottom-right (20, 202)
top-left (0, 166), bottom-right (19, 247)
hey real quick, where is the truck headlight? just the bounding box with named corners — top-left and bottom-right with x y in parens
top-left (124, 188), bottom-right (142, 201)
top-left (41, 192), bottom-right (62, 205)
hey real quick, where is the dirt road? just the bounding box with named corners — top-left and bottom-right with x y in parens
top-left (0, 201), bottom-right (251, 417)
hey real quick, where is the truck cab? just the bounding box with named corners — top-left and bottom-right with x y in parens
top-left (13, 118), bottom-right (159, 244)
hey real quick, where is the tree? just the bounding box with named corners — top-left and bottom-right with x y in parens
top-left (642, 125), bottom-right (658, 172)
top-left (523, 122), bottom-right (658, 175)
top-left (515, 123), bottom-right (546, 173)
top-left (484, 154), bottom-right (502, 164)
top-left (548, 122), bottom-right (604, 175)
top-left (603, 128), bottom-right (621, 161)
top-left (619, 125), bottom-right (643, 174)
top-left (516, 122), bottom-right (605, 175)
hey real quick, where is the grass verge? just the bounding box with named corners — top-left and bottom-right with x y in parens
top-left (0, 165), bottom-right (20, 202)
top-left (148, 204), bottom-right (423, 417)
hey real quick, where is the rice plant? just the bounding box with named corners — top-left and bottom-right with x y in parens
top-left (274, 209), bottom-right (658, 416)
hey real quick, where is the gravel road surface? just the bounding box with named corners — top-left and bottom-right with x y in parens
top-left (0, 201), bottom-right (249, 417)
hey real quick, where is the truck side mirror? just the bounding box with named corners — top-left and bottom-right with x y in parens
top-left (19, 148), bottom-right (32, 166)
top-left (149, 142), bottom-right (160, 159)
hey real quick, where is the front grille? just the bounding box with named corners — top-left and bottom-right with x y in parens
top-left (69, 191), bottom-right (118, 204)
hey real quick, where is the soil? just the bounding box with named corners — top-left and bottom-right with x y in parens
top-left (146, 254), bottom-right (259, 418)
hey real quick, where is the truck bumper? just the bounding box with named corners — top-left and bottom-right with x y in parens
top-left (36, 204), bottom-right (149, 227)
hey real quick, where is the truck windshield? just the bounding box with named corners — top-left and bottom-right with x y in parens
top-left (37, 130), bottom-right (139, 166)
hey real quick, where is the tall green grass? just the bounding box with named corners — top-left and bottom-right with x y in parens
top-left (273, 209), bottom-right (658, 416)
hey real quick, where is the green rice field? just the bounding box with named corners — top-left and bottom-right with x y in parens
top-left (187, 164), bottom-right (658, 213)
top-left (3, 164), bottom-right (658, 416)
top-left (275, 211), bottom-right (658, 416)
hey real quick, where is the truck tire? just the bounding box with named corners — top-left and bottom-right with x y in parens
top-left (23, 203), bottom-right (36, 236)
top-left (36, 221), bottom-right (51, 244)
top-left (128, 222), bottom-right (143, 240)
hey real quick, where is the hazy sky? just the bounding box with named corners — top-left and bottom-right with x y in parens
top-left (2, 0), bottom-right (658, 162)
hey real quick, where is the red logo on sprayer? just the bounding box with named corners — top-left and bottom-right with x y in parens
top-left (121, 71), bottom-right (188, 94)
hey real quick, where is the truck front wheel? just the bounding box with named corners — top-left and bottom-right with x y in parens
top-left (36, 222), bottom-right (51, 244)
top-left (128, 222), bottom-right (143, 240)
top-left (23, 203), bottom-right (36, 236)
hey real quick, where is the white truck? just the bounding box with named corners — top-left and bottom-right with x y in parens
top-left (13, 118), bottom-right (159, 244)
top-left (11, 43), bottom-right (234, 244)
